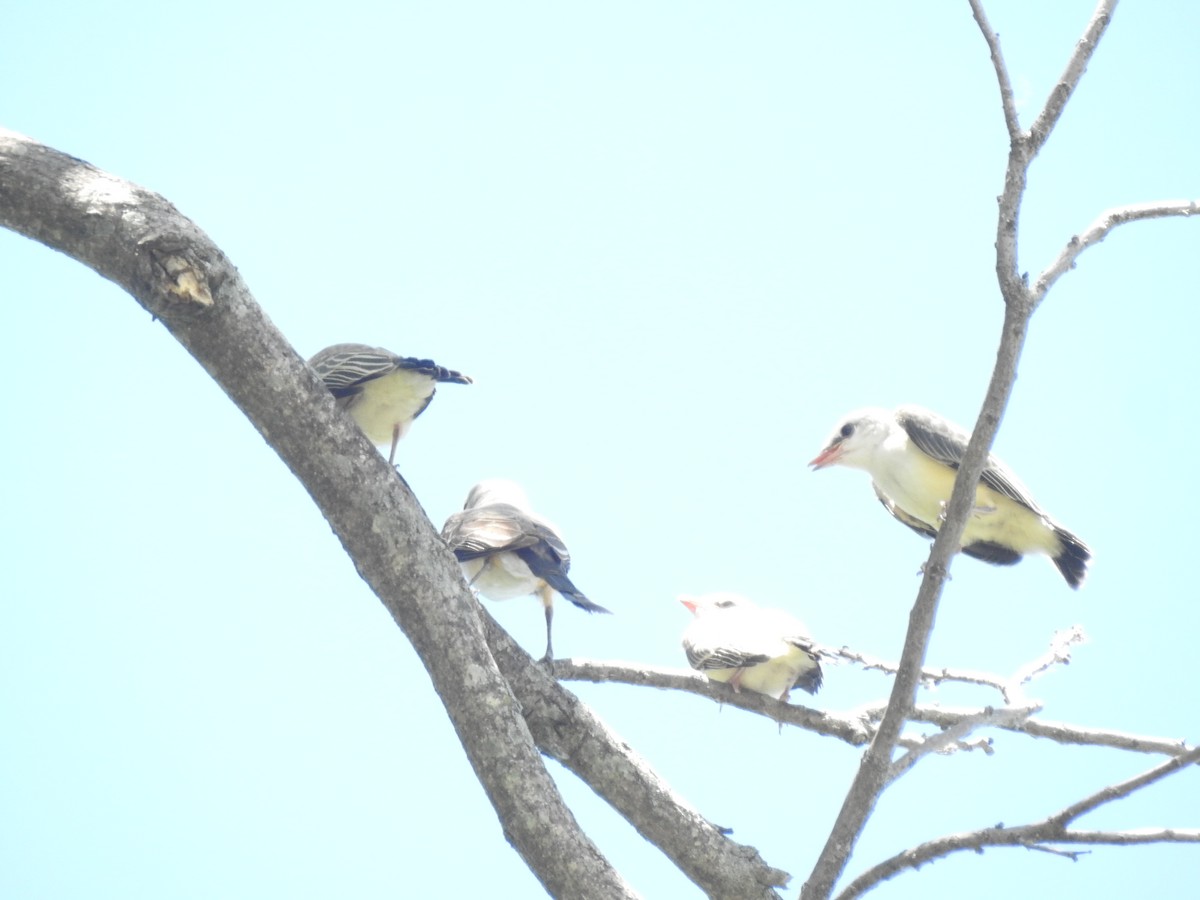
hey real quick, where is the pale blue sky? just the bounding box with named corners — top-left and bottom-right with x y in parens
top-left (2, 2), bottom-right (1198, 897)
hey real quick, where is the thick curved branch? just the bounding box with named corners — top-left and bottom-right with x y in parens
top-left (1033, 200), bottom-right (1200, 300)
top-left (835, 746), bottom-right (1200, 899)
top-left (0, 128), bottom-right (636, 900)
top-left (484, 622), bottom-right (791, 899)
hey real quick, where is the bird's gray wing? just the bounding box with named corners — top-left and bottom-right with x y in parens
top-left (310, 344), bottom-right (473, 396)
top-left (895, 406), bottom-right (1041, 512)
top-left (442, 506), bottom-right (609, 613)
top-left (683, 639), bottom-right (771, 672)
top-left (441, 504), bottom-right (544, 559)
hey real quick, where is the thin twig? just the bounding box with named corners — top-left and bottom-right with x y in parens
top-left (1051, 745), bottom-right (1200, 825)
top-left (837, 826), bottom-right (1200, 900)
top-left (1033, 200), bottom-right (1200, 301)
top-left (829, 625), bottom-right (1082, 706)
top-left (835, 747), bottom-right (1200, 899)
top-left (888, 706), bottom-right (1037, 781)
top-left (1026, 0), bottom-right (1118, 155)
top-left (1010, 625), bottom-right (1085, 688)
top-left (967, 0), bottom-right (1021, 141)
top-left (560, 658), bottom-right (1197, 761)
top-left (555, 659), bottom-right (872, 745)
top-left (827, 646), bottom-right (1010, 698)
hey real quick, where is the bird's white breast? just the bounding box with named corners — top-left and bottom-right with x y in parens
top-left (869, 434), bottom-right (960, 527)
top-left (347, 370), bottom-right (437, 444)
top-left (462, 552), bottom-right (540, 601)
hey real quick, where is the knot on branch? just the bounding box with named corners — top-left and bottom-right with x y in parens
top-left (145, 243), bottom-right (216, 319)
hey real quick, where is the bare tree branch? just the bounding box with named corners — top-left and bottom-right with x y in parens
top-left (559, 650), bottom-right (1199, 895)
top-left (967, 0), bottom-right (1020, 141)
top-left (799, 299), bottom-right (1029, 899)
top-left (484, 618), bottom-right (792, 899)
top-left (555, 659), bottom-right (872, 746)
top-left (906, 706), bottom-right (1197, 758)
top-left (1009, 625), bottom-right (1086, 692)
top-left (1033, 200), bottom-right (1200, 300)
top-left (1050, 746), bottom-right (1200, 826)
top-left (835, 746), bottom-right (1200, 900)
top-left (827, 625), bottom-right (1083, 705)
top-left (801, 5), bottom-right (1125, 894)
top-left (1026, 0), bottom-right (1118, 156)
top-left (827, 646), bottom-right (1011, 698)
top-left (0, 128), bottom-right (637, 900)
top-left (886, 706), bottom-right (1035, 781)
top-left (560, 658), bottom-right (1199, 768)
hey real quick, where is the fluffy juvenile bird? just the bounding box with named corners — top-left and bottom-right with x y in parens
top-left (441, 479), bottom-right (610, 662)
top-left (680, 593), bottom-right (823, 701)
top-left (810, 405), bottom-right (1091, 588)
top-left (309, 343), bottom-right (472, 465)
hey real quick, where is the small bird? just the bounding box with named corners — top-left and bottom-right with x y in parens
top-left (810, 405), bottom-right (1091, 588)
top-left (680, 593), bottom-right (823, 701)
top-left (308, 343), bottom-right (472, 465)
top-left (441, 479), bottom-right (610, 662)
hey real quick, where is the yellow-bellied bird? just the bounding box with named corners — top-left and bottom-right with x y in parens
top-left (441, 479), bottom-right (610, 662)
top-left (680, 593), bottom-right (823, 701)
top-left (810, 405), bottom-right (1091, 588)
top-left (309, 343), bottom-right (472, 465)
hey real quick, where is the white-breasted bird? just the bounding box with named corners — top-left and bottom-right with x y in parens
top-left (309, 343), bottom-right (472, 465)
top-left (680, 593), bottom-right (823, 701)
top-left (810, 405), bottom-right (1091, 588)
top-left (441, 479), bottom-right (610, 661)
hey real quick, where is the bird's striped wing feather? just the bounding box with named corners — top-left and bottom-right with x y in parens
top-left (310, 343), bottom-right (472, 397)
top-left (896, 407), bottom-right (1042, 513)
top-left (441, 504), bottom-right (547, 560)
top-left (684, 642), bottom-right (773, 672)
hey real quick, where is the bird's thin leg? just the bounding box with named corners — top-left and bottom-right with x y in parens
top-left (388, 424), bottom-right (401, 466)
top-left (728, 668), bottom-right (745, 694)
top-left (467, 558), bottom-right (490, 589)
top-left (539, 584), bottom-right (556, 669)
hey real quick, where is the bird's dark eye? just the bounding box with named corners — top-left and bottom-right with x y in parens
top-left (840, 423), bottom-right (855, 438)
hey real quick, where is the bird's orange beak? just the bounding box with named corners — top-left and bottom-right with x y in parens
top-left (809, 442), bottom-right (843, 469)
top-left (678, 597), bottom-right (699, 614)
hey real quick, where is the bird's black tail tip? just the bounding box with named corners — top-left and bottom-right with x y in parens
top-left (567, 592), bottom-right (612, 615)
top-left (1054, 527), bottom-right (1092, 590)
top-left (794, 664), bottom-right (823, 696)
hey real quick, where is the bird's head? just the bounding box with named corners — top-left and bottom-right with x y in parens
top-left (463, 478), bottom-right (531, 510)
top-left (678, 593), bottom-right (754, 617)
top-left (809, 408), bottom-right (894, 471)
